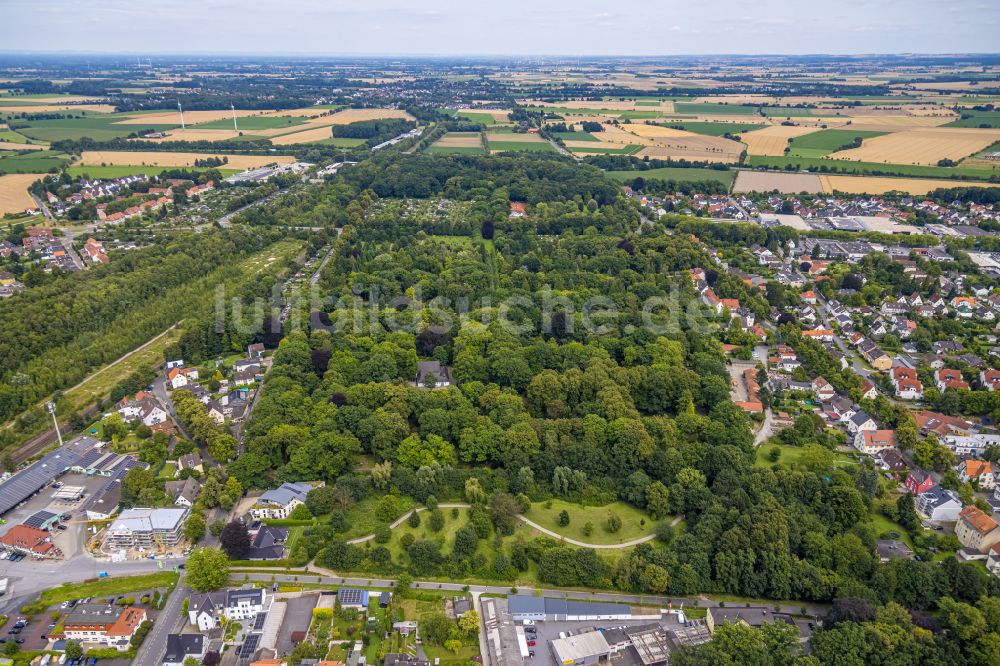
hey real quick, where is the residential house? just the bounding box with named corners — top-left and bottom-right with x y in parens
top-left (164, 634), bottom-right (206, 666)
top-left (416, 361), bottom-right (453, 388)
top-left (0, 524), bottom-right (60, 558)
top-left (874, 448), bottom-right (908, 473)
top-left (811, 376), bottom-right (836, 401)
top-left (859, 379), bottom-right (879, 400)
top-left (915, 486), bottom-right (963, 522)
top-left (249, 481), bottom-right (316, 520)
top-left (854, 429), bottom-right (897, 456)
top-left (956, 506), bottom-right (1000, 554)
top-left (248, 343), bottom-right (265, 360)
top-left (165, 477), bottom-right (201, 508)
top-left (891, 367), bottom-right (923, 400)
top-left (116, 392), bottom-right (167, 427)
top-left (847, 410), bottom-right (878, 434)
top-left (337, 588), bottom-right (370, 610)
top-left (858, 339), bottom-right (892, 371)
top-left (187, 587), bottom-right (269, 631)
top-left (958, 460), bottom-right (996, 490)
top-left (168, 366), bottom-right (199, 389)
top-left (231, 360), bottom-right (261, 387)
top-left (941, 433), bottom-right (1000, 457)
top-left (177, 452), bottom-right (204, 475)
top-left (935, 368), bottom-right (970, 392)
top-left (981, 369), bottom-right (1000, 391)
top-left (60, 605), bottom-right (146, 651)
top-left (905, 470), bottom-right (936, 496)
top-left (247, 522), bottom-right (288, 560)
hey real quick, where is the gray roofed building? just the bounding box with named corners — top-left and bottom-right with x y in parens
top-left (164, 633), bottom-right (205, 666)
top-left (507, 596), bottom-right (632, 621)
top-left (0, 436), bottom-right (92, 516)
top-left (86, 481), bottom-right (121, 520)
top-left (416, 360), bottom-right (453, 388)
top-left (166, 477), bottom-right (201, 507)
top-left (550, 630), bottom-right (611, 666)
top-left (247, 524), bottom-right (288, 560)
top-left (23, 509), bottom-right (59, 530)
top-left (104, 507), bottom-right (188, 549)
top-left (250, 481), bottom-right (315, 520)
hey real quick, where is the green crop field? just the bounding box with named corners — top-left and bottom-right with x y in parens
top-left (455, 111), bottom-right (498, 125)
top-left (310, 136), bottom-right (367, 147)
top-left (606, 166), bottom-right (735, 187)
top-left (488, 140), bottom-right (555, 152)
top-left (661, 121), bottom-right (766, 136)
top-left (787, 129), bottom-right (888, 157)
top-left (0, 151), bottom-right (69, 173)
top-left (673, 102), bottom-right (759, 116)
top-left (945, 111), bottom-right (1000, 128)
top-left (552, 131), bottom-right (599, 142)
top-left (745, 154), bottom-right (1000, 181)
top-left (191, 115), bottom-right (307, 130)
top-left (0, 129), bottom-right (37, 144)
top-left (10, 113), bottom-right (178, 142)
top-left (66, 165), bottom-right (240, 179)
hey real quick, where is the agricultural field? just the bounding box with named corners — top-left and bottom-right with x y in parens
top-left (831, 126), bottom-right (1000, 165)
top-left (945, 110), bottom-right (1000, 128)
top-left (78, 150), bottom-right (296, 169)
top-left (744, 154), bottom-right (1000, 181)
top-left (427, 132), bottom-right (485, 155)
top-left (733, 170), bottom-right (824, 194)
top-left (485, 132), bottom-right (554, 153)
top-left (620, 124), bottom-right (743, 163)
top-left (818, 174), bottom-right (1000, 195)
top-left (740, 125), bottom-right (820, 156)
top-left (0, 150), bottom-right (69, 174)
top-left (0, 172), bottom-right (43, 214)
top-left (454, 110), bottom-right (507, 125)
top-left (551, 130), bottom-right (600, 141)
top-left (189, 115), bottom-right (308, 130)
top-left (673, 102), bottom-right (759, 115)
top-left (785, 129), bottom-right (888, 157)
top-left (8, 113), bottom-right (177, 142)
top-left (565, 143), bottom-right (642, 155)
top-left (65, 164), bottom-right (240, 179)
top-left (605, 166), bottom-right (736, 187)
top-left (660, 121), bottom-right (766, 136)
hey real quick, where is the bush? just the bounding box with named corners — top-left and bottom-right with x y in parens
top-left (374, 524), bottom-right (392, 544)
top-left (408, 511), bottom-right (421, 528)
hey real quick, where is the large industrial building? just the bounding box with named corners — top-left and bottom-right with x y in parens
top-left (507, 596), bottom-right (634, 622)
top-left (550, 631), bottom-right (611, 666)
top-left (0, 437), bottom-right (96, 516)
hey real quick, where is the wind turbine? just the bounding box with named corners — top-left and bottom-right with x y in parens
top-left (178, 102), bottom-right (185, 129)
top-left (231, 104), bottom-right (239, 132)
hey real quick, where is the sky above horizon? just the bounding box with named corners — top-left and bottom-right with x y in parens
top-left (4, 0), bottom-right (998, 56)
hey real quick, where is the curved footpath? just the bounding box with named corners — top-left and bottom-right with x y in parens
top-left (346, 503), bottom-right (658, 549)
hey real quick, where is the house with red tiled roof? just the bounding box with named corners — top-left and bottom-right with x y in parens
top-left (168, 366), bottom-right (199, 390)
top-left (957, 460), bottom-right (995, 490)
top-left (802, 328), bottom-right (833, 341)
top-left (720, 298), bottom-right (740, 312)
top-left (800, 291), bottom-right (817, 304)
top-left (1, 524), bottom-right (60, 557)
top-left (854, 429), bottom-right (897, 456)
top-left (956, 506), bottom-right (1000, 554)
top-left (905, 469), bottom-right (936, 496)
top-left (58, 604), bottom-right (147, 651)
top-left (980, 369), bottom-right (1000, 391)
top-left (891, 367), bottom-right (923, 400)
top-left (935, 368), bottom-right (970, 392)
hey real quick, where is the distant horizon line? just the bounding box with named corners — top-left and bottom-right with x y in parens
top-left (1, 50), bottom-right (999, 59)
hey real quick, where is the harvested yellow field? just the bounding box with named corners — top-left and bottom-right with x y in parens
top-left (114, 109), bottom-right (265, 125)
top-left (270, 127), bottom-right (337, 145)
top-left (433, 133), bottom-right (483, 148)
top-left (140, 128), bottom-right (246, 143)
top-left (0, 173), bottom-right (43, 215)
top-left (599, 125), bottom-right (658, 146)
top-left (831, 115), bottom-right (952, 131)
top-left (0, 104), bottom-right (116, 113)
top-left (831, 127), bottom-right (1000, 165)
top-left (819, 175), bottom-right (1000, 196)
top-left (260, 107), bottom-right (338, 118)
top-left (741, 125), bottom-right (820, 156)
top-left (905, 107), bottom-right (957, 118)
top-left (734, 170), bottom-right (824, 194)
top-left (0, 141), bottom-right (45, 151)
top-left (621, 124), bottom-right (743, 163)
top-left (79, 151), bottom-right (295, 169)
top-left (322, 108), bottom-right (414, 123)
top-left (0, 95), bottom-right (104, 104)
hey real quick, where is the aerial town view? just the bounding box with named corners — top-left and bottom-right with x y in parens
top-left (0, 1), bottom-right (999, 665)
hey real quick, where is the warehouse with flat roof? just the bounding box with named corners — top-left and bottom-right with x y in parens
top-left (550, 631), bottom-right (611, 666)
top-left (0, 438), bottom-right (95, 516)
top-left (507, 596), bottom-right (633, 622)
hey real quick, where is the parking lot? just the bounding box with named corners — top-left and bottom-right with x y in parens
top-left (0, 472), bottom-right (110, 559)
top-left (274, 592), bottom-right (318, 656)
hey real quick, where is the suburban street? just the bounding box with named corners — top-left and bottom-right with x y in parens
top-left (133, 581), bottom-right (189, 666)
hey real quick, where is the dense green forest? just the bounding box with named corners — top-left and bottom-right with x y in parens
top-left (211, 152), bottom-right (1000, 666)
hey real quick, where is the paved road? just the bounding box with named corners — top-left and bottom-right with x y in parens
top-left (133, 580), bottom-right (188, 666)
top-left (234, 570), bottom-right (825, 618)
top-left (755, 408), bottom-right (775, 446)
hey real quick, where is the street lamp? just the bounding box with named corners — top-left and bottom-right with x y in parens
top-left (46, 402), bottom-right (63, 447)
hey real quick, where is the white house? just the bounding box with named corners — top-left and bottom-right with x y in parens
top-left (854, 430), bottom-right (897, 456)
top-left (249, 481), bottom-right (316, 520)
top-left (168, 366), bottom-right (199, 389)
top-left (188, 587), bottom-right (269, 631)
top-left (847, 411), bottom-right (878, 434)
top-left (915, 486), bottom-right (963, 522)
